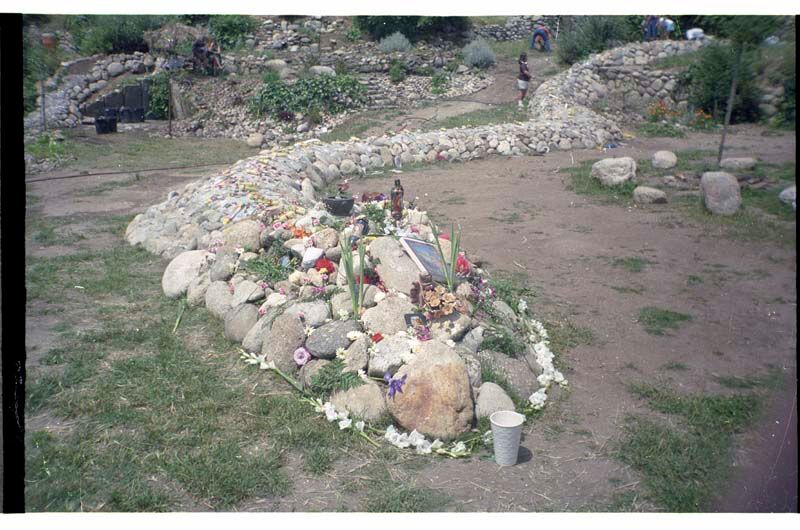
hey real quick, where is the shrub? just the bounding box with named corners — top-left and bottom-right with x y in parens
top-left (379, 32), bottom-right (412, 53)
top-left (355, 16), bottom-right (470, 41)
top-left (776, 43), bottom-right (796, 126)
top-left (250, 74), bottom-right (366, 119)
top-left (208, 15), bottom-right (256, 48)
top-left (431, 72), bottom-right (448, 94)
top-left (388, 61), bottom-right (407, 83)
top-left (556, 16), bottom-right (640, 65)
top-left (23, 24), bottom-right (62, 114)
top-left (74, 15), bottom-right (168, 54)
top-left (146, 72), bottom-right (171, 119)
top-left (683, 43), bottom-right (761, 123)
top-left (462, 38), bottom-right (496, 69)
top-left (346, 26), bottom-right (362, 42)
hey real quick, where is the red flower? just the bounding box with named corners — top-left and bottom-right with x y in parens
top-left (315, 257), bottom-right (336, 274)
top-left (456, 252), bottom-right (471, 275)
top-left (371, 332), bottom-right (384, 343)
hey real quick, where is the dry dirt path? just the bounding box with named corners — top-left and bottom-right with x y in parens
top-left (361, 52), bottom-right (557, 138)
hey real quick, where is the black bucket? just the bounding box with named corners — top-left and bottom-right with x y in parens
top-left (104, 108), bottom-right (119, 121)
top-left (133, 107), bottom-right (145, 122)
top-left (106, 116), bottom-right (118, 133)
top-left (119, 106), bottom-right (133, 123)
top-left (95, 116), bottom-right (109, 134)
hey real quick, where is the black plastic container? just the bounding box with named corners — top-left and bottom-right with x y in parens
top-left (95, 116), bottom-right (109, 134)
top-left (323, 196), bottom-right (355, 216)
top-left (104, 108), bottom-right (119, 121)
top-left (119, 106), bottom-right (133, 123)
top-left (106, 116), bottom-right (118, 133)
top-left (133, 107), bottom-right (145, 122)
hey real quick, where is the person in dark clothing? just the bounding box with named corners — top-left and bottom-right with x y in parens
top-left (643, 16), bottom-right (659, 41)
top-left (192, 37), bottom-right (209, 72)
top-left (517, 53), bottom-right (531, 108)
top-left (530, 24), bottom-right (552, 52)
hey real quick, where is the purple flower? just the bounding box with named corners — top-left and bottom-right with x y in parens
top-left (293, 347), bottom-right (312, 367)
top-left (384, 372), bottom-right (408, 400)
top-left (416, 325), bottom-right (431, 341)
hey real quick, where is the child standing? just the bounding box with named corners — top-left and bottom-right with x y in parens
top-left (517, 53), bottom-right (531, 108)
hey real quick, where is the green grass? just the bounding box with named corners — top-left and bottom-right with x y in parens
top-left (480, 326), bottom-right (527, 358)
top-left (651, 52), bottom-right (698, 70)
top-left (740, 187), bottom-right (796, 222)
top-left (612, 257), bottom-right (655, 273)
top-left (610, 285), bottom-right (646, 295)
top-left (364, 480), bottom-right (451, 512)
top-left (561, 160), bottom-right (637, 205)
top-left (479, 358), bottom-right (524, 409)
top-left (423, 102), bottom-right (521, 130)
top-left (751, 161), bottom-right (796, 183)
top-left (637, 307), bottom-right (692, 336)
top-left (714, 366), bottom-right (784, 390)
top-left (687, 275), bottom-right (704, 286)
top-left (619, 381), bottom-right (763, 511)
top-left (660, 361), bottom-right (689, 371)
top-left (318, 109), bottom-right (405, 143)
top-left (470, 16), bottom-right (508, 26)
top-left (542, 316), bottom-right (594, 354)
top-left (637, 122), bottom-right (686, 138)
top-left (26, 215), bottom-right (87, 247)
top-left (488, 38), bottom-right (531, 61)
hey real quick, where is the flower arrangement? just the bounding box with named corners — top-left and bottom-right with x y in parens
top-left (421, 285), bottom-right (466, 319)
top-left (339, 239), bottom-right (367, 319)
top-left (430, 222), bottom-right (462, 293)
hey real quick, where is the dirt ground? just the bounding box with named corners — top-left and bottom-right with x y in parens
top-left (25, 119), bottom-right (796, 511)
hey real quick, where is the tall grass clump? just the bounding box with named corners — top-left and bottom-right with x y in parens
top-left (556, 16), bottom-right (640, 65)
top-left (379, 32), bottom-right (412, 53)
top-left (339, 240), bottom-right (367, 319)
top-left (462, 38), bottom-right (496, 69)
top-left (208, 15), bottom-right (256, 48)
top-left (431, 223), bottom-right (462, 292)
top-left (73, 15), bottom-right (168, 54)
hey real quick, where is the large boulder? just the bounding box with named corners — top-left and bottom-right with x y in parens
top-left (224, 303), bottom-right (259, 343)
top-left (262, 312), bottom-right (306, 373)
top-left (305, 320), bottom-right (362, 359)
top-left (368, 333), bottom-right (414, 377)
top-left (476, 350), bottom-right (539, 400)
top-left (361, 295), bottom-right (416, 336)
top-left (475, 382), bottom-right (515, 419)
top-left (284, 300), bottom-right (331, 327)
top-left (651, 150), bottom-right (677, 169)
top-left (700, 172), bottom-right (741, 215)
top-left (299, 359), bottom-right (330, 389)
top-left (186, 273), bottom-right (211, 306)
top-left (778, 185), bottom-right (796, 211)
top-left (343, 334), bottom-right (370, 373)
top-left (331, 381), bottom-right (387, 421)
top-left (387, 340), bottom-right (474, 440)
top-left (205, 281), bottom-right (234, 320)
top-left (719, 157), bottom-right (757, 170)
top-left (232, 280), bottom-right (266, 306)
top-left (222, 219), bottom-right (262, 251)
top-left (107, 62), bottom-right (124, 76)
top-left (590, 157), bottom-right (637, 187)
top-left (309, 65), bottom-right (336, 76)
top-left (162, 250), bottom-right (213, 299)
top-left (246, 133), bottom-right (264, 148)
top-left (368, 237), bottom-right (422, 295)
top-left (633, 186), bottom-right (667, 204)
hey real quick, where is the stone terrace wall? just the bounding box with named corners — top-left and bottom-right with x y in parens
top-left (472, 16), bottom-right (560, 41)
top-left (125, 40), bottom-right (703, 258)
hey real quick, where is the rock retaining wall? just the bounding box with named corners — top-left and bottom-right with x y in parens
top-left (472, 16), bottom-right (560, 41)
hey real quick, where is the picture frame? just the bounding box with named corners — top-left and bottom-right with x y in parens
top-left (399, 237), bottom-right (447, 284)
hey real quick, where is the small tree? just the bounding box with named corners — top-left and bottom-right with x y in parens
top-left (711, 16), bottom-right (781, 163)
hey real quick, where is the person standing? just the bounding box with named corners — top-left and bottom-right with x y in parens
top-left (517, 53), bottom-right (531, 108)
top-left (530, 24), bottom-right (552, 52)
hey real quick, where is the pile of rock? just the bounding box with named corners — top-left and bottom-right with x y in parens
top-left (157, 202), bottom-right (545, 439)
top-left (472, 16), bottom-right (559, 41)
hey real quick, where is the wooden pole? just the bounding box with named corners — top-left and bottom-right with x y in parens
top-left (717, 45), bottom-right (742, 164)
top-left (168, 74), bottom-right (172, 137)
top-left (40, 79), bottom-right (47, 132)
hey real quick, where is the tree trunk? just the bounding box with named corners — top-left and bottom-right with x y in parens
top-left (717, 45), bottom-right (743, 164)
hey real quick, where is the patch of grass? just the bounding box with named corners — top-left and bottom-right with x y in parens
top-left (488, 38), bottom-right (531, 61)
top-left (542, 316), bottom-right (594, 354)
top-left (470, 16), bottom-right (508, 26)
top-left (609, 285), bottom-right (646, 295)
top-left (562, 160), bottom-right (636, 205)
top-left (488, 211), bottom-right (523, 223)
top-left (637, 307), bottom-right (692, 336)
top-left (309, 358), bottom-right (364, 399)
top-left (77, 176), bottom-right (139, 196)
top-left (479, 358), bottom-right (524, 408)
top-left (751, 161), bottom-right (796, 183)
top-left (686, 275), bottom-right (704, 286)
top-left (660, 361), bottom-right (689, 371)
top-left (480, 326), bottom-right (527, 358)
top-left (241, 245), bottom-right (299, 285)
top-left (637, 122), bottom-right (686, 138)
top-left (612, 257), bottom-right (655, 273)
top-left (714, 367), bottom-right (784, 390)
top-left (423, 102), bottom-right (520, 130)
top-left (364, 480), bottom-right (451, 512)
top-left (651, 52), bottom-right (697, 70)
top-left (26, 215), bottom-right (86, 247)
top-left (619, 381), bottom-right (763, 511)
top-left (741, 187), bottom-right (796, 222)
top-left (318, 108), bottom-right (404, 142)
top-left (303, 446), bottom-right (334, 475)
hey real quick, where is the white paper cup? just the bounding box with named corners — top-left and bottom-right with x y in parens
top-left (490, 410), bottom-right (525, 466)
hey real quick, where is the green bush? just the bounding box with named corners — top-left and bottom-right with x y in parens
top-left (355, 16), bottom-right (470, 41)
top-left (23, 24), bottom-right (62, 114)
top-left (776, 44), bottom-right (796, 126)
top-left (557, 16), bottom-right (640, 65)
top-left (462, 38), bottom-right (496, 69)
top-left (250, 74), bottom-right (366, 119)
top-left (346, 26), bottom-right (362, 42)
top-left (73, 15), bottom-right (169, 54)
top-left (146, 72), bottom-right (171, 120)
top-left (379, 32), bottom-right (412, 53)
top-left (683, 43), bottom-right (761, 123)
top-left (208, 15), bottom-right (256, 48)
top-left (388, 61), bottom-right (407, 83)
top-left (431, 72), bottom-right (448, 94)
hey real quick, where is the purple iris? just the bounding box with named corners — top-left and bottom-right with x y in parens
top-left (416, 325), bottom-right (431, 341)
top-left (384, 372), bottom-right (408, 400)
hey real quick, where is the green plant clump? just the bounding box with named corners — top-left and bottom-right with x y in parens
top-left (145, 72), bottom-right (171, 120)
top-left (462, 38), bottom-right (496, 69)
top-left (309, 359), bottom-right (364, 398)
top-left (556, 16), bottom-right (641, 65)
top-left (208, 15), bottom-right (256, 48)
top-left (354, 16), bottom-right (470, 41)
top-left (72, 15), bottom-right (168, 54)
top-left (430, 72), bottom-right (448, 94)
top-left (388, 60), bottom-right (407, 83)
top-left (379, 32), bottom-right (412, 53)
top-left (250, 74), bottom-right (366, 120)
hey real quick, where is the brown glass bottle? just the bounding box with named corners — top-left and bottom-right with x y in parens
top-left (390, 179), bottom-right (404, 221)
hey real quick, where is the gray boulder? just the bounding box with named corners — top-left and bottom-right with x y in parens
top-left (186, 273), bottom-right (211, 306)
top-left (590, 157), bottom-right (637, 187)
top-left (652, 150), bottom-right (677, 169)
top-left (306, 320), bottom-right (362, 359)
top-left (205, 281), bottom-right (234, 320)
top-left (368, 237), bottom-right (421, 295)
top-left (719, 157), bottom-right (757, 170)
top-left (368, 333), bottom-right (413, 377)
top-left (700, 172), bottom-right (741, 215)
top-left (331, 382), bottom-right (387, 421)
top-left (477, 350), bottom-right (538, 400)
top-left (162, 250), bottom-right (213, 299)
top-left (246, 133), bottom-right (264, 148)
top-left (223, 219), bottom-right (262, 251)
top-left (284, 300), bottom-right (331, 327)
top-left (361, 295), bottom-right (416, 336)
top-left (343, 334), bottom-right (370, 373)
top-left (107, 62), bottom-right (124, 76)
top-left (300, 359), bottom-right (330, 389)
top-left (309, 65), bottom-right (336, 76)
top-left (232, 280), bottom-right (265, 306)
top-left (262, 312), bottom-right (306, 373)
top-left (633, 186), bottom-right (668, 204)
top-left (224, 303), bottom-right (259, 343)
top-left (476, 382), bottom-right (515, 418)
top-left (778, 185), bottom-right (796, 210)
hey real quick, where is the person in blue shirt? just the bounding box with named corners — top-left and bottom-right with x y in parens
top-left (530, 24), bottom-right (552, 52)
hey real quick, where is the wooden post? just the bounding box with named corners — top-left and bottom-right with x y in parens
top-left (717, 45), bottom-right (743, 164)
top-left (167, 74), bottom-right (172, 137)
top-left (40, 79), bottom-right (47, 132)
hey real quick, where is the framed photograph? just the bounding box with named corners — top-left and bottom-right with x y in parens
top-left (399, 237), bottom-right (447, 284)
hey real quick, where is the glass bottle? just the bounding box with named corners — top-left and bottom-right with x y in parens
top-left (390, 179), bottom-right (404, 221)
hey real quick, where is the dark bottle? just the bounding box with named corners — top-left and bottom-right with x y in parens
top-left (390, 179), bottom-right (404, 221)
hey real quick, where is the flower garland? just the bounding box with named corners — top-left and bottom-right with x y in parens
top-left (517, 302), bottom-right (568, 411)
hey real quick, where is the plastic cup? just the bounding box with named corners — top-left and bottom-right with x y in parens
top-left (490, 410), bottom-right (525, 466)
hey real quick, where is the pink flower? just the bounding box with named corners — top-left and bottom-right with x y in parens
top-left (258, 306), bottom-right (267, 316)
top-left (297, 311), bottom-right (306, 320)
top-left (272, 221), bottom-right (283, 230)
top-left (293, 347), bottom-right (312, 367)
top-left (259, 282), bottom-right (269, 290)
top-left (279, 287), bottom-right (286, 295)
top-left (312, 218), bottom-right (320, 226)
top-left (321, 274), bottom-right (329, 281)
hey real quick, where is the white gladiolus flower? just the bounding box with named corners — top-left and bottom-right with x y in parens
top-left (355, 421), bottom-right (365, 432)
top-left (338, 418), bottom-right (352, 430)
top-left (452, 442), bottom-right (467, 454)
top-left (347, 331), bottom-right (364, 341)
top-left (445, 339), bottom-right (456, 348)
top-left (305, 326), bottom-right (315, 336)
top-left (518, 299), bottom-right (528, 313)
top-left (431, 440), bottom-right (444, 451)
top-left (357, 369), bottom-right (369, 382)
top-left (323, 402), bottom-right (338, 422)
